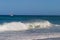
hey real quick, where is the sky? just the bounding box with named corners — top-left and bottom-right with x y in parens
top-left (0, 0), bottom-right (60, 15)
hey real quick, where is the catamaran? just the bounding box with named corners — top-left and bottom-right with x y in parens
top-left (10, 14), bottom-right (13, 16)
top-left (9, 13), bottom-right (14, 16)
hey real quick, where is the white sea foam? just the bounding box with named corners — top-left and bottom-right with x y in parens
top-left (0, 32), bottom-right (60, 40)
top-left (0, 20), bottom-right (60, 40)
top-left (0, 20), bottom-right (59, 32)
top-left (0, 22), bottom-right (28, 32)
top-left (26, 21), bottom-right (53, 29)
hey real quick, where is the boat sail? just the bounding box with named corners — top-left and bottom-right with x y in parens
top-left (10, 13), bottom-right (13, 16)
top-left (9, 12), bottom-right (14, 16)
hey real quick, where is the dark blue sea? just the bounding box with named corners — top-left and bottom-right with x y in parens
top-left (0, 15), bottom-right (60, 40)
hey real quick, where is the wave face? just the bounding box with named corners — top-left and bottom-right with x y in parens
top-left (0, 20), bottom-right (60, 32)
top-left (26, 20), bottom-right (52, 29)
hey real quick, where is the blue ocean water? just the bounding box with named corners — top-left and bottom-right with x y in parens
top-left (0, 15), bottom-right (60, 32)
top-left (0, 15), bottom-right (60, 24)
top-left (0, 15), bottom-right (60, 40)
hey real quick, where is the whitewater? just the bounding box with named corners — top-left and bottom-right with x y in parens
top-left (0, 19), bottom-right (60, 40)
top-left (0, 20), bottom-right (60, 32)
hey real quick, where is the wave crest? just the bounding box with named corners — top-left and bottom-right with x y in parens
top-left (0, 22), bottom-right (28, 32)
top-left (0, 20), bottom-right (59, 32)
top-left (26, 21), bottom-right (52, 29)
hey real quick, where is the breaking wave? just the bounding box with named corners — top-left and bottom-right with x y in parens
top-left (0, 20), bottom-right (60, 32)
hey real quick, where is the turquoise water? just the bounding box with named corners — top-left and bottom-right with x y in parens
top-left (0, 15), bottom-right (60, 24)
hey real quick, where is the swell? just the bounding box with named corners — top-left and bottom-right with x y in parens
top-left (0, 20), bottom-right (59, 32)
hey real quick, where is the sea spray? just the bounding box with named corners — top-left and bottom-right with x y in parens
top-left (0, 20), bottom-right (59, 32)
top-left (0, 22), bottom-right (28, 32)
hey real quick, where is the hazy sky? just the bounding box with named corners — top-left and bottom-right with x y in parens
top-left (0, 0), bottom-right (60, 15)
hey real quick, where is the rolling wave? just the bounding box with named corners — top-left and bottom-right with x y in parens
top-left (0, 20), bottom-right (60, 32)
top-left (0, 22), bottom-right (28, 32)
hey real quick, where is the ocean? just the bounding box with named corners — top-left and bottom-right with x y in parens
top-left (0, 15), bottom-right (60, 40)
